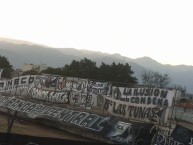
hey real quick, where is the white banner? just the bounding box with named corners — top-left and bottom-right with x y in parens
top-left (65, 77), bottom-right (89, 92)
top-left (0, 75), bottom-right (37, 94)
top-left (111, 87), bottom-right (176, 107)
top-left (103, 96), bottom-right (170, 123)
top-left (0, 95), bottom-right (109, 132)
top-left (88, 81), bottom-right (112, 95)
top-left (29, 87), bottom-right (70, 103)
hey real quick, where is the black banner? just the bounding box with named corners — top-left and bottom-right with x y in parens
top-left (0, 95), bottom-right (154, 144)
top-left (152, 124), bottom-right (193, 145)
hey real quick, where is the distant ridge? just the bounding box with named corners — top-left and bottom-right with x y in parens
top-left (0, 37), bottom-right (50, 48)
top-left (0, 38), bottom-right (192, 94)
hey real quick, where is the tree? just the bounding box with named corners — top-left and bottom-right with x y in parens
top-left (121, 63), bottom-right (138, 84)
top-left (98, 62), bottom-right (111, 81)
top-left (141, 70), bottom-right (170, 88)
top-left (63, 58), bottom-right (98, 79)
top-left (61, 58), bottom-right (138, 85)
top-left (98, 62), bottom-right (138, 85)
top-left (78, 58), bottom-right (98, 79)
top-left (0, 55), bottom-right (13, 78)
top-left (63, 60), bottom-right (80, 77)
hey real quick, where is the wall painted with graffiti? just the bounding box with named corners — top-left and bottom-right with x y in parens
top-left (0, 74), bottom-right (191, 145)
top-left (111, 87), bottom-right (176, 107)
top-left (26, 75), bottom-right (111, 108)
top-left (152, 124), bottom-right (193, 145)
top-left (0, 95), bottom-right (155, 145)
top-left (0, 74), bottom-right (179, 123)
top-left (1, 95), bottom-right (192, 145)
top-left (173, 107), bottom-right (193, 123)
top-left (103, 95), bottom-right (172, 124)
top-left (0, 75), bottom-right (37, 95)
top-left (29, 87), bottom-right (70, 103)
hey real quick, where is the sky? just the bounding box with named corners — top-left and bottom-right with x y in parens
top-left (0, 0), bottom-right (193, 66)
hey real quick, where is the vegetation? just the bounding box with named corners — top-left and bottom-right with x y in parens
top-left (141, 70), bottom-right (170, 88)
top-left (42, 57), bottom-right (138, 85)
top-left (1, 55), bottom-right (176, 89)
top-left (98, 62), bottom-right (137, 85)
top-left (63, 58), bottom-right (98, 79)
top-left (0, 55), bottom-right (13, 78)
top-left (0, 55), bottom-right (137, 85)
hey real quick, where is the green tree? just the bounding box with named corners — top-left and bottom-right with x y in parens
top-left (98, 62), bottom-right (137, 85)
top-left (63, 60), bottom-right (80, 77)
top-left (78, 58), bottom-right (98, 79)
top-left (63, 58), bottom-right (138, 85)
top-left (63, 58), bottom-right (98, 79)
top-left (109, 62), bottom-right (137, 85)
top-left (98, 62), bottom-right (111, 81)
top-left (0, 55), bottom-right (13, 78)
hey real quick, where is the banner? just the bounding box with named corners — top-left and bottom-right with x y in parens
top-left (111, 87), bottom-right (176, 107)
top-left (28, 87), bottom-right (70, 103)
top-left (64, 77), bottom-right (89, 92)
top-left (103, 96), bottom-right (170, 123)
top-left (88, 80), bottom-right (112, 95)
top-left (42, 76), bottom-right (112, 95)
top-left (0, 75), bottom-right (37, 95)
top-left (152, 124), bottom-right (193, 145)
top-left (0, 95), bottom-right (154, 144)
top-left (0, 95), bottom-right (109, 131)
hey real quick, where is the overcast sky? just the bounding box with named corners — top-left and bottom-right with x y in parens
top-left (0, 0), bottom-right (193, 66)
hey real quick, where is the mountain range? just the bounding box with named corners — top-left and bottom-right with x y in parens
top-left (0, 37), bottom-right (192, 94)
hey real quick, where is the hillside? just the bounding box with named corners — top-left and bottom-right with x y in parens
top-left (0, 38), bottom-right (192, 93)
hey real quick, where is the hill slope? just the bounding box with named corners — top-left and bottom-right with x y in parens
top-left (0, 38), bottom-right (192, 93)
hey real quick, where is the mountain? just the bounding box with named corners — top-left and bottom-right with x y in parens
top-left (0, 40), bottom-right (79, 68)
top-left (0, 37), bottom-right (49, 48)
top-left (0, 37), bottom-right (192, 93)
